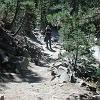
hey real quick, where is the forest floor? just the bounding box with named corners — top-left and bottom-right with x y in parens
top-left (0, 38), bottom-right (93, 100)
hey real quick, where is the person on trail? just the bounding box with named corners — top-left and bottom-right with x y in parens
top-left (44, 25), bottom-right (52, 49)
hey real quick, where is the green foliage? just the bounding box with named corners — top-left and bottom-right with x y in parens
top-left (0, 0), bottom-right (16, 20)
top-left (47, 2), bottom-right (97, 66)
top-left (21, 0), bottom-right (35, 10)
top-left (0, 0), bottom-right (99, 66)
top-left (56, 1), bottom-right (97, 65)
top-left (96, 68), bottom-right (100, 77)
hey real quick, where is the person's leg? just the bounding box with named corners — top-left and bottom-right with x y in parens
top-left (46, 39), bottom-right (49, 49)
top-left (49, 38), bottom-right (52, 49)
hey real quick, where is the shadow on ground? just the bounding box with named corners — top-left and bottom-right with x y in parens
top-left (21, 69), bottom-right (43, 83)
top-left (0, 83), bottom-right (8, 92)
top-left (0, 69), bottom-right (43, 83)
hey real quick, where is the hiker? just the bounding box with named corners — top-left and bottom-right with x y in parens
top-left (44, 25), bottom-right (52, 49)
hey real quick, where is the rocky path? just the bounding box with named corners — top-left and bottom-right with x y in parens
top-left (0, 43), bottom-right (91, 100)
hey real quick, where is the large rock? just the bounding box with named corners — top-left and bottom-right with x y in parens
top-left (91, 45), bottom-right (100, 64)
top-left (53, 60), bottom-right (69, 69)
top-left (53, 61), bottom-right (63, 68)
top-left (58, 66), bottom-right (70, 83)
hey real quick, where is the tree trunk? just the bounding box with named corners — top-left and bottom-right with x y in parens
top-left (10, 0), bottom-right (20, 30)
top-left (74, 43), bottom-right (79, 66)
top-left (40, 0), bottom-right (48, 30)
top-left (70, 0), bottom-right (79, 15)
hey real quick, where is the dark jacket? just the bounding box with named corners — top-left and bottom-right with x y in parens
top-left (45, 28), bottom-right (51, 37)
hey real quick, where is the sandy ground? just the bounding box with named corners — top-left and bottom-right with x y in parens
top-left (0, 42), bottom-right (90, 100)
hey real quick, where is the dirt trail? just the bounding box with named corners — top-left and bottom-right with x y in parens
top-left (0, 43), bottom-right (90, 100)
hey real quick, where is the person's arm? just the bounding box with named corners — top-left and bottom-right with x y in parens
top-left (44, 29), bottom-right (47, 36)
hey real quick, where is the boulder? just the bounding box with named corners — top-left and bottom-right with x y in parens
top-left (91, 45), bottom-right (100, 64)
top-left (53, 62), bottom-right (63, 68)
top-left (58, 66), bottom-right (70, 83)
